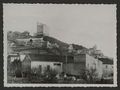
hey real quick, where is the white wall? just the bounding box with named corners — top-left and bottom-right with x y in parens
top-left (86, 54), bottom-right (103, 80)
top-left (31, 61), bottom-right (62, 74)
top-left (102, 64), bottom-right (113, 78)
top-left (10, 56), bottom-right (19, 62)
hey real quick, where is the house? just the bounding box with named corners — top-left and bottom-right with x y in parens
top-left (7, 53), bottom-right (20, 62)
top-left (98, 58), bottom-right (113, 78)
top-left (88, 46), bottom-right (104, 58)
top-left (16, 37), bottom-right (46, 47)
top-left (85, 54), bottom-right (103, 80)
top-left (21, 54), bottom-right (63, 75)
top-left (63, 54), bottom-right (103, 80)
top-left (7, 53), bottom-right (21, 74)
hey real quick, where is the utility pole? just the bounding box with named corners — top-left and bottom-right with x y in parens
top-left (65, 54), bottom-right (67, 73)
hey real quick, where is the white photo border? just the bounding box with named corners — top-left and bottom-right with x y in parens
top-left (3, 3), bottom-right (117, 87)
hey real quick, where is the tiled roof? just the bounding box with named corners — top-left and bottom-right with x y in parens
top-left (27, 54), bottom-right (74, 63)
top-left (28, 54), bottom-right (62, 62)
top-left (98, 58), bottom-right (113, 64)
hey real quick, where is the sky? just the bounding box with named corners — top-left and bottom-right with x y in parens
top-left (3, 4), bottom-right (116, 59)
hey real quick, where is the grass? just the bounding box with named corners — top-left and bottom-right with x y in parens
top-left (7, 74), bottom-right (113, 84)
top-left (7, 75), bottom-right (87, 84)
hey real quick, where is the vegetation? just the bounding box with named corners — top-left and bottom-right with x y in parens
top-left (27, 69), bottom-right (58, 83)
top-left (7, 31), bottom-right (31, 41)
top-left (7, 59), bottom-right (22, 77)
top-left (82, 68), bottom-right (98, 83)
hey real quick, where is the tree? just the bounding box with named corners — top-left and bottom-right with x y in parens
top-left (88, 45), bottom-right (104, 58)
top-left (42, 69), bottom-right (58, 83)
top-left (11, 59), bottom-right (22, 77)
top-left (7, 31), bottom-right (13, 41)
top-left (82, 68), bottom-right (98, 83)
top-left (11, 59), bottom-right (21, 70)
top-left (20, 31), bottom-right (30, 38)
top-left (7, 31), bottom-right (31, 41)
top-left (7, 31), bottom-right (21, 41)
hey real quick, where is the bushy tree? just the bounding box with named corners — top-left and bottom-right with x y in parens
top-left (82, 68), bottom-right (98, 83)
top-left (20, 31), bottom-right (30, 38)
top-left (7, 31), bottom-right (31, 41)
top-left (42, 69), bottom-right (58, 83)
top-left (11, 59), bottom-right (22, 77)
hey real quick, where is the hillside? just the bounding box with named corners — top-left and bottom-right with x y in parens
top-left (42, 36), bottom-right (87, 55)
top-left (43, 36), bottom-right (69, 48)
top-left (71, 44), bottom-right (87, 50)
top-left (7, 31), bottom-right (88, 55)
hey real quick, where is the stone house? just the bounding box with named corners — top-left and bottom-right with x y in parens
top-left (98, 58), bottom-right (113, 78)
top-left (63, 54), bottom-right (103, 80)
top-left (21, 54), bottom-right (63, 75)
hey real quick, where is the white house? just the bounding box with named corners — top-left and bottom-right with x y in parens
top-left (98, 58), bottom-right (113, 79)
top-left (21, 54), bottom-right (63, 74)
top-left (63, 54), bottom-right (103, 80)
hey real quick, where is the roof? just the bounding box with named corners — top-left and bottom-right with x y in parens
top-left (98, 58), bottom-right (113, 64)
top-left (7, 54), bottom-right (19, 59)
top-left (25, 54), bottom-right (74, 63)
top-left (8, 53), bottom-right (19, 56)
top-left (28, 54), bottom-right (62, 62)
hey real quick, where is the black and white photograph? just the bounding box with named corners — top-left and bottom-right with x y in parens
top-left (3, 4), bottom-right (117, 87)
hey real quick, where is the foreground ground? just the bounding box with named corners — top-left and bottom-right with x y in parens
top-left (7, 75), bottom-right (113, 84)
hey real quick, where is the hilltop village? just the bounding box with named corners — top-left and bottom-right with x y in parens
top-left (7, 23), bottom-right (113, 84)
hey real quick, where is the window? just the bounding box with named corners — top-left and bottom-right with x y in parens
top-left (46, 65), bottom-right (50, 71)
top-left (87, 64), bottom-right (89, 68)
top-left (38, 65), bottom-right (42, 73)
top-left (30, 39), bottom-right (33, 43)
top-left (54, 63), bottom-right (61, 66)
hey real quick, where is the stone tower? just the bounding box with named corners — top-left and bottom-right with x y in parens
top-left (36, 22), bottom-right (49, 37)
top-left (37, 22), bottom-right (44, 35)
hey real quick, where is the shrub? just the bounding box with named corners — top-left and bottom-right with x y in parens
top-left (82, 68), bottom-right (98, 83)
top-left (42, 69), bottom-right (58, 83)
top-left (27, 68), bottom-right (58, 83)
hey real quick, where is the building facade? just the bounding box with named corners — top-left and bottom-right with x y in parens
top-left (63, 54), bottom-right (103, 80)
top-left (98, 58), bottom-right (113, 79)
top-left (21, 54), bottom-right (63, 75)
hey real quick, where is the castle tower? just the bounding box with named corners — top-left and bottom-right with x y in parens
top-left (35, 22), bottom-right (49, 37)
top-left (37, 22), bottom-right (44, 35)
